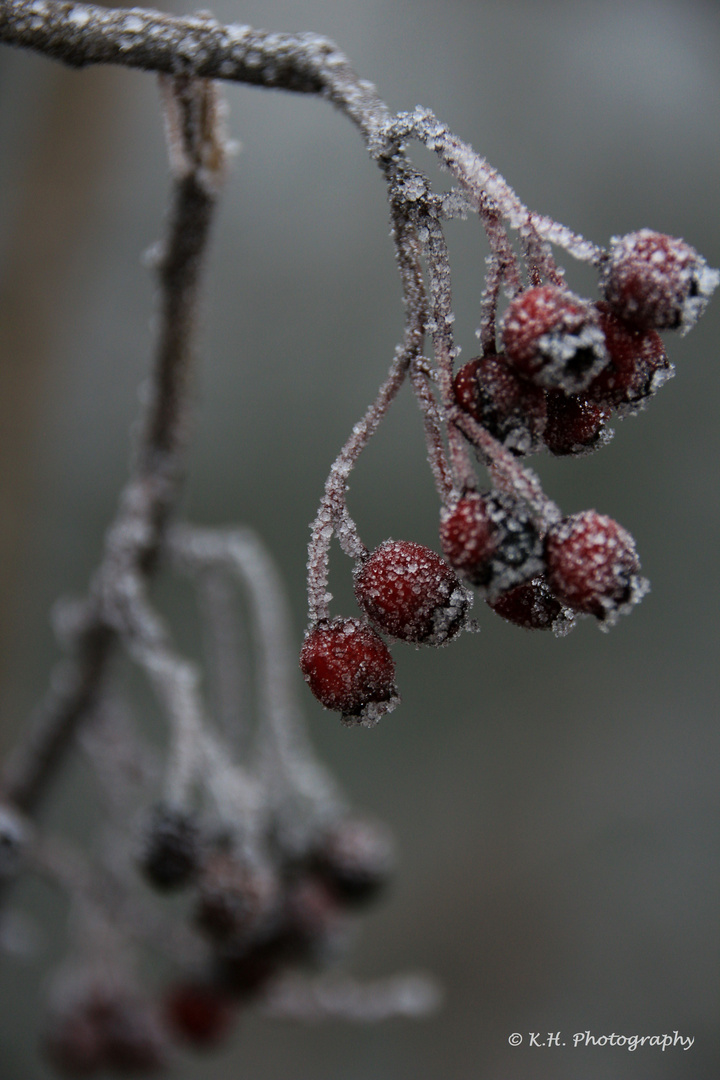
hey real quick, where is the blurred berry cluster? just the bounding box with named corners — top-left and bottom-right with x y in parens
top-left (1, 529), bottom-right (418, 1077)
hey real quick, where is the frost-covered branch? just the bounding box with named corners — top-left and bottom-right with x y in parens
top-left (1, 73), bottom-right (228, 815)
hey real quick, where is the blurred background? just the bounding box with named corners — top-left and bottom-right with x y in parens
top-left (0, 0), bottom-right (718, 1077)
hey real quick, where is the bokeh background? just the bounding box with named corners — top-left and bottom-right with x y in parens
top-left (1, 0), bottom-right (719, 1077)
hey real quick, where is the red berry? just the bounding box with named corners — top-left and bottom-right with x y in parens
top-left (439, 493), bottom-right (543, 597)
top-left (453, 353), bottom-right (546, 454)
top-left (487, 577), bottom-right (572, 632)
top-left (543, 389), bottom-right (611, 456)
top-left (165, 981), bottom-right (236, 1049)
top-left (300, 617), bottom-right (399, 724)
top-left (545, 511), bottom-right (648, 623)
top-left (194, 853), bottom-right (279, 946)
top-left (600, 229), bottom-right (719, 332)
top-left (44, 976), bottom-right (168, 1077)
top-left (588, 302), bottom-right (672, 412)
top-left (310, 817), bottom-right (395, 906)
top-left (501, 285), bottom-right (608, 392)
top-left (353, 540), bottom-right (470, 645)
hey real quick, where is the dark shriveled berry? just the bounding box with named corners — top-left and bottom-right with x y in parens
top-left (600, 230), bottom-right (719, 333)
top-left (300, 618), bottom-right (399, 725)
top-left (194, 853), bottom-right (279, 946)
top-left (545, 511), bottom-right (649, 625)
top-left (453, 353), bottom-right (546, 455)
top-left (502, 285), bottom-right (609, 393)
top-left (310, 817), bottom-right (395, 906)
top-left (138, 804), bottom-right (201, 892)
top-left (354, 540), bottom-right (471, 646)
top-left (588, 302), bottom-right (672, 413)
top-left (440, 492), bottom-right (544, 599)
top-left (487, 577), bottom-right (574, 633)
top-left (543, 390), bottom-right (612, 456)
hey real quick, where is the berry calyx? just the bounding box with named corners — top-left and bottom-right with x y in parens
top-left (138, 804), bottom-right (201, 892)
top-left (453, 353), bottom-right (546, 455)
top-left (300, 617), bottom-right (399, 725)
top-left (487, 577), bottom-right (574, 633)
top-left (544, 510), bottom-right (648, 624)
top-left (501, 285), bottom-right (608, 393)
top-left (543, 390), bottom-right (611, 456)
top-left (600, 229), bottom-right (719, 332)
top-left (588, 302), bottom-right (672, 412)
top-left (439, 492), bottom-right (544, 598)
top-left (354, 540), bottom-right (471, 645)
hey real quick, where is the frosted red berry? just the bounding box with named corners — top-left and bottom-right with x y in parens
top-left (300, 617), bottom-right (399, 724)
top-left (440, 493), bottom-right (543, 598)
top-left (487, 577), bottom-right (572, 633)
top-left (543, 390), bottom-right (611, 456)
top-left (354, 540), bottom-right (470, 645)
top-left (588, 301), bottom-right (672, 412)
top-left (439, 494), bottom-right (497, 585)
top-left (165, 981), bottom-right (236, 1049)
top-left (453, 353), bottom-right (546, 454)
top-left (545, 511), bottom-right (648, 623)
top-left (501, 285), bottom-right (608, 392)
top-left (600, 229), bottom-right (719, 332)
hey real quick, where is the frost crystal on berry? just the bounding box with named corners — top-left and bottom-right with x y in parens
top-left (354, 540), bottom-right (471, 646)
top-left (300, 618), bottom-right (399, 726)
top-left (600, 230), bottom-right (720, 333)
top-left (502, 285), bottom-right (609, 393)
top-left (545, 511), bottom-right (649, 626)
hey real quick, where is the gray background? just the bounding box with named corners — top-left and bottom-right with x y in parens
top-left (0, 1), bottom-right (718, 1077)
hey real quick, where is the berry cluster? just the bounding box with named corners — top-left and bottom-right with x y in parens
top-left (302, 216), bottom-right (716, 724)
top-left (138, 804), bottom-right (394, 1048)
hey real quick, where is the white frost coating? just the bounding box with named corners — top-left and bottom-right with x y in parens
top-left (530, 213), bottom-right (602, 264)
top-left (67, 7), bottom-right (91, 29)
top-left (28, 1), bottom-right (48, 13)
top-left (223, 23), bottom-right (251, 45)
top-left (680, 263), bottom-right (720, 335)
top-left (121, 14), bottom-right (144, 34)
